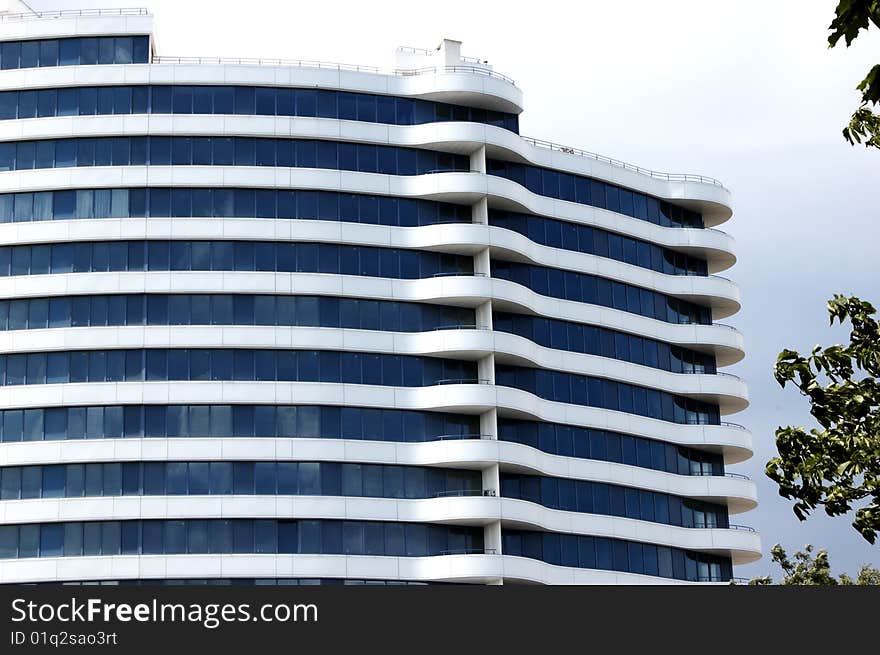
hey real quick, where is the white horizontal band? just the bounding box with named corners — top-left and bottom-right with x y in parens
top-left (0, 437), bottom-right (757, 510)
top-left (0, 552), bottom-right (730, 585)
top-left (0, 496), bottom-right (761, 564)
top-left (0, 326), bottom-right (749, 412)
top-left (0, 114), bottom-right (732, 228)
top-left (0, 272), bottom-right (745, 365)
top-left (0, 382), bottom-right (754, 462)
top-left (0, 216), bottom-right (741, 316)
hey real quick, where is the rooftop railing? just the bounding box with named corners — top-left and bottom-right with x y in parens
top-left (520, 135), bottom-right (727, 189)
top-left (153, 55), bottom-right (382, 74)
top-left (396, 45), bottom-right (436, 56)
top-left (393, 65), bottom-right (515, 85)
top-left (152, 56), bottom-right (518, 85)
top-left (0, 7), bottom-right (149, 22)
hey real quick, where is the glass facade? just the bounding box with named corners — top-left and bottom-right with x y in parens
top-left (0, 404), bottom-right (480, 443)
top-left (493, 312), bottom-right (717, 374)
top-left (0, 294), bottom-right (476, 332)
top-left (497, 418), bottom-right (725, 476)
top-left (491, 259), bottom-right (712, 325)
top-left (0, 84), bottom-right (519, 132)
top-left (500, 473), bottom-right (729, 528)
top-left (502, 529), bottom-right (733, 582)
top-left (487, 159), bottom-right (704, 228)
top-left (0, 188), bottom-right (471, 226)
top-left (489, 210), bottom-right (708, 275)
top-left (0, 25), bottom-right (749, 585)
top-left (0, 461), bottom-right (482, 500)
top-left (0, 37), bottom-right (150, 69)
top-left (0, 349), bottom-right (478, 387)
top-left (0, 519), bottom-right (485, 559)
top-left (0, 136), bottom-right (471, 174)
top-left (0, 240), bottom-right (474, 279)
top-left (495, 364), bottom-right (721, 425)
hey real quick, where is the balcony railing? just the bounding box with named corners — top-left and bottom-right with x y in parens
top-left (0, 7), bottom-right (149, 22)
top-left (439, 548), bottom-right (498, 555)
top-left (520, 135), bottom-right (727, 189)
top-left (431, 489), bottom-right (494, 498)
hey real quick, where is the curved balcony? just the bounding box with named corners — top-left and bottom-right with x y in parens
top-left (0, 381), bottom-right (755, 463)
top-left (0, 495), bottom-right (761, 565)
top-left (0, 270), bottom-right (746, 366)
top-left (0, 435), bottom-right (758, 511)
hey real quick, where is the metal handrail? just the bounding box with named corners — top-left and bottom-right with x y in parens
top-left (420, 169), bottom-right (482, 175)
top-left (0, 7), bottom-right (149, 22)
top-left (152, 56), bottom-right (518, 85)
top-left (433, 433), bottom-right (493, 441)
top-left (396, 46), bottom-right (436, 56)
top-left (727, 524), bottom-right (757, 533)
top-left (520, 135), bottom-right (726, 189)
top-left (439, 548), bottom-right (497, 555)
top-left (431, 489), bottom-right (486, 498)
top-left (714, 371), bottom-right (744, 381)
top-left (395, 47), bottom-right (489, 67)
top-left (429, 323), bottom-right (486, 331)
top-left (429, 271), bottom-right (487, 278)
top-left (435, 378), bottom-right (492, 385)
top-left (713, 323), bottom-right (740, 331)
top-left (704, 227), bottom-right (733, 239)
top-left (721, 421), bottom-right (747, 430)
top-left (154, 55), bottom-right (382, 74)
top-left (724, 472), bottom-right (751, 480)
top-left (394, 65), bottom-right (516, 85)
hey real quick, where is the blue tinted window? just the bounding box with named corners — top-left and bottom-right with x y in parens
top-left (0, 136), bottom-right (471, 176)
top-left (0, 404), bottom-right (481, 447)
top-left (488, 162), bottom-right (704, 228)
top-left (491, 261), bottom-right (709, 325)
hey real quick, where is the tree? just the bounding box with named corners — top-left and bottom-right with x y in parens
top-left (828, 1), bottom-right (880, 147)
top-left (748, 544), bottom-right (880, 585)
top-left (767, 295), bottom-right (880, 543)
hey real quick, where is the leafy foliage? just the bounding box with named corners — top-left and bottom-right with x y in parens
top-left (749, 544), bottom-right (880, 585)
top-left (828, 2), bottom-right (880, 147)
top-left (843, 105), bottom-right (880, 147)
top-left (767, 295), bottom-right (880, 543)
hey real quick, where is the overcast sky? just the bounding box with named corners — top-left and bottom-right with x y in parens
top-left (27, 0), bottom-right (880, 578)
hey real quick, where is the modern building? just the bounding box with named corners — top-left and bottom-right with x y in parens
top-left (0, 3), bottom-right (759, 585)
